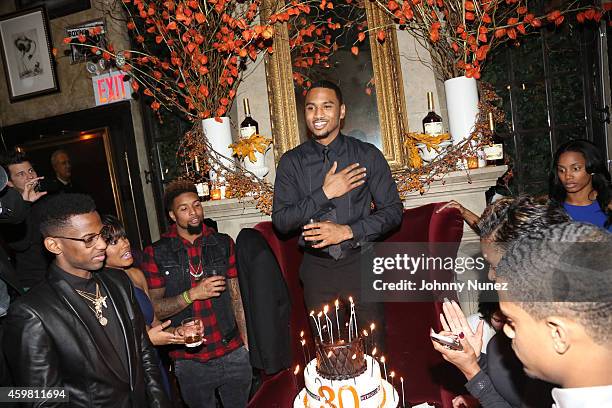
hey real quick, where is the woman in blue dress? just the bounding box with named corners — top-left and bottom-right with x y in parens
top-left (101, 215), bottom-right (181, 397)
top-left (549, 139), bottom-right (611, 231)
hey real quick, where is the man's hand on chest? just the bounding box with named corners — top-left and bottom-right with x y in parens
top-left (322, 162), bottom-right (367, 200)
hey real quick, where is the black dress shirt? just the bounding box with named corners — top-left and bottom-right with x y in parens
top-left (272, 133), bottom-right (403, 249)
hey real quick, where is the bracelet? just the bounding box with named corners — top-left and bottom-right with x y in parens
top-left (182, 290), bottom-right (193, 305)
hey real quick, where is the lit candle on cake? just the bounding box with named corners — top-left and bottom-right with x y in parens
top-left (362, 330), bottom-right (369, 354)
top-left (400, 377), bottom-right (405, 408)
top-left (352, 353), bottom-right (358, 386)
top-left (300, 330), bottom-right (311, 364)
top-left (323, 305), bottom-right (334, 344)
top-left (349, 296), bottom-right (358, 339)
top-left (390, 371), bottom-right (396, 401)
top-left (370, 323), bottom-right (375, 351)
top-left (334, 299), bottom-right (340, 341)
top-left (310, 311), bottom-right (323, 343)
top-left (300, 339), bottom-right (307, 373)
top-left (348, 297), bottom-right (354, 342)
top-left (370, 347), bottom-right (377, 377)
top-left (293, 365), bottom-right (300, 392)
top-left (316, 312), bottom-right (323, 343)
top-left (381, 356), bottom-right (387, 382)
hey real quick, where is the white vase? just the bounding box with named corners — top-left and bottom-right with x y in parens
top-left (202, 117), bottom-right (234, 170)
top-left (202, 117), bottom-right (235, 194)
top-left (243, 149), bottom-right (269, 178)
top-left (444, 76), bottom-right (479, 144)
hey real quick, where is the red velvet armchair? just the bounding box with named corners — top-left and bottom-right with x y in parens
top-left (248, 203), bottom-right (465, 408)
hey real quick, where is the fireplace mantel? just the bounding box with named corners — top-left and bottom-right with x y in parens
top-left (203, 165), bottom-right (508, 244)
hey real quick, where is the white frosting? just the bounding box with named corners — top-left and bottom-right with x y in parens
top-left (294, 356), bottom-right (398, 408)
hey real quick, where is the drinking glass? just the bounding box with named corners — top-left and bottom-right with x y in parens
top-left (181, 317), bottom-right (204, 347)
top-left (304, 218), bottom-right (321, 247)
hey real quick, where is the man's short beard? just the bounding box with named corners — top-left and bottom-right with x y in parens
top-left (310, 130), bottom-right (330, 140)
top-left (187, 222), bottom-right (202, 235)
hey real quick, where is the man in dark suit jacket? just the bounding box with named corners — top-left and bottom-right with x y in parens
top-left (49, 149), bottom-right (76, 193)
top-left (2, 193), bottom-right (169, 408)
top-left (0, 186), bottom-right (31, 297)
top-left (236, 228), bottom-right (291, 375)
top-left (0, 151), bottom-right (53, 289)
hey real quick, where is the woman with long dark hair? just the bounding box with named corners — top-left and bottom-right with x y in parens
top-left (549, 139), bottom-right (611, 231)
top-left (101, 215), bottom-right (181, 397)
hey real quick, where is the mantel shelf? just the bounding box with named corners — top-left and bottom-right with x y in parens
top-left (402, 165), bottom-right (507, 208)
top-left (201, 165), bottom-right (506, 241)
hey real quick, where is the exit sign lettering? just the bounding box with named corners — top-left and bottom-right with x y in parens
top-left (92, 71), bottom-right (132, 106)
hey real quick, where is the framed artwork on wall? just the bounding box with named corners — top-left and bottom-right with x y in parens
top-left (0, 7), bottom-right (59, 102)
top-left (14, 0), bottom-right (91, 20)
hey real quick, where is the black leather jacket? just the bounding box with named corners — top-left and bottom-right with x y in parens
top-left (2, 265), bottom-right (170, 408)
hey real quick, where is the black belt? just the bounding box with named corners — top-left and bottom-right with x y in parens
top-left (303, 246), bottom-right (361, 260)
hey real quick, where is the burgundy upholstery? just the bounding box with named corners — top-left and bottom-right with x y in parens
top-left (250, 203), bottom-right (464, 408)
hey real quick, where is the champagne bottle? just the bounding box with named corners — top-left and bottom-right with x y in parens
top-left (484, 112), bottom-right (504, 166)
top-left (422, 92), bottom-right (444, 136)
top-left (240, 98), bottom-right (259, 139)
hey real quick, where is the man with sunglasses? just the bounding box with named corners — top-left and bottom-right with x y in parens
top-left (2, 193), bottom-right (170, 408)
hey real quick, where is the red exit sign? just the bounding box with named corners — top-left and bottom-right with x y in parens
top-left (92, 71), bottom-right (132, 106)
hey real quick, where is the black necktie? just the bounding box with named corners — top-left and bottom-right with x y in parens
top-left (322, 146), bottom-right (331, 171)
top-left (321, 146), bottom-right (342, 260)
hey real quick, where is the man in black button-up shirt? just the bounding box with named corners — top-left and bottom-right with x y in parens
top-left (272, 81), bottom-right (403, 344)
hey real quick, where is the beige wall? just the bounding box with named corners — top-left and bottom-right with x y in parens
top-left (0, 0), bottom-right (160, 240)
top-left (0, 1), bottom-right (129, 125)
top-left (236, 29), bottom-right (447, 175)
top-left (396, 31), bottom-right (448, 134)
top-left (235, 55), bottom-right (276, 183)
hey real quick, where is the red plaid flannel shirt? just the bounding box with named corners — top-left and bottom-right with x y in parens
top-left (142, 224), bottom-right (242, 362)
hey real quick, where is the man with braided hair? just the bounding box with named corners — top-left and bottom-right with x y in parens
top-left (496, 222), bottom-right (612, 407)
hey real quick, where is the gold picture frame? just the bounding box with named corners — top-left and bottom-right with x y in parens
top-left (262, 0), bottom-right (409, 170)
top-left (16, 127), bottom-right (125, 225)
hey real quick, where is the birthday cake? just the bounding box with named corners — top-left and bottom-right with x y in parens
top-left (316, 337), bottom-right (367, 380)
top-left (294, 338), bottom-right (398, 408)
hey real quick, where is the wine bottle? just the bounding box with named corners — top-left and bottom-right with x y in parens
top-left (240, 98), bottom-right (259, 139)
top-left (484, 112), bottom-right (504, 166)
top-left (193, 157), bottom-right (210, 201)
top-left (195, 180), bottom-right (210, 201)
top-left (422, 92), bottom-right (444, 136)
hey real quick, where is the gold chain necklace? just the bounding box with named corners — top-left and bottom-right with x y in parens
top-left (75, 283), bottom-right (108, 326)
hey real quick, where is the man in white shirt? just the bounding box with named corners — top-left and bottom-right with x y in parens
top-left (495, 222), bottom-right (612, 407)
